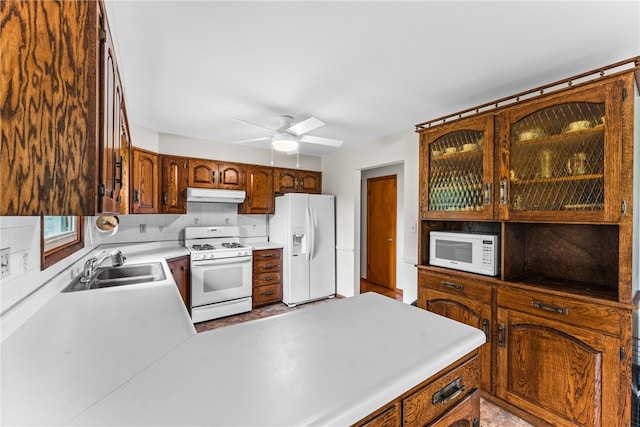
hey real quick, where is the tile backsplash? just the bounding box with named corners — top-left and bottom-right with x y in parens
top-left (0, 202), bottom-right (268, 323)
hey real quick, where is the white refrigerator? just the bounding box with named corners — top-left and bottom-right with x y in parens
top-left (269, 193), bottom-right (336, 306)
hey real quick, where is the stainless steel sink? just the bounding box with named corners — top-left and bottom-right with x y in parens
top-left (62, 262), bottom-right (166, 292)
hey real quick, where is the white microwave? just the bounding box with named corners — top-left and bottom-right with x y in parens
top-left (429, 231), bottom-right (500, 276)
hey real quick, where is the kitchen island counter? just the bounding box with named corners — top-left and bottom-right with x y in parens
top-left (69, 292), bottom-right (485, 426)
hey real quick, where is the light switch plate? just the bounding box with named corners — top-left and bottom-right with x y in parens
top-left (1, 247), bottom-right (10, 279)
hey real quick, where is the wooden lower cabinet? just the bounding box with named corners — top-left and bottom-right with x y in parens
top-left (430, 391), bottom-right (479, 427)
top-left (167, 256), bottom-right (190, 312)
top-left (252, 249), bottom-right (282, 308)
top-left (353, 354), bottom-right (479, 427)
top-left (496, 303), bottom-right (624, 426)
top-left (418, 271), bottom-right (492, 394)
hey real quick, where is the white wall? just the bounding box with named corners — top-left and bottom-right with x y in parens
top-left (321, 130), bottom-right (419, 304)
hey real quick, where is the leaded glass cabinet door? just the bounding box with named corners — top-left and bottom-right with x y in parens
top-left (500, 79), bottom-right (624, 223)
top-left (420, 115), bottom-right (495, 220)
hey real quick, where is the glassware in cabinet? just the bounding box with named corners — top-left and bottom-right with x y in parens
top-left (420, 115), bottom-right (495, 220)
top-left (500, 78), bottom-right (625, 222)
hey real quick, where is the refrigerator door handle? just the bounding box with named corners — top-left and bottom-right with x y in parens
top-left (309, 206), bottom-right (316, 260)
top-left (305, 205), bottom-right (312, 261)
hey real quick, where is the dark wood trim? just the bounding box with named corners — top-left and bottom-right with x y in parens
top-left (41, 217), bottom-right (85, 270)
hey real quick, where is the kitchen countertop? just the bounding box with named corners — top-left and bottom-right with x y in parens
top-left (1, 246), bottom-right (195, 426)
top-left (2, 241), bottom-right (484, 427)
top-left (67, 293), bottom-right (485, 426)
top-left (246, 240), bottom-right (284, 250)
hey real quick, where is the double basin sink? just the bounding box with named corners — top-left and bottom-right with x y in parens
top-left (63, 262), bottom-right (166, 292)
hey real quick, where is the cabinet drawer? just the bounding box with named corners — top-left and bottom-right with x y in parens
top-left (419, 270), bottom-right (492, 303)
top-left (254, 258), bottom-right (281, 273)
top-left (355, 402), bottom-right (400, 427)
top-left (403, 356), bottom-right (479, 427)
top-left (497, 287), bottom-right (621, 335)
top-left (253, 283), bottom-right (282, 306)
top-left (253, 249), bottom-right (281, 261)
top-left (253, 271), bottom-right (281, 286)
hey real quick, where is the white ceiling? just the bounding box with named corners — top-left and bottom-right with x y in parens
top-left (107, 1), bottom-right (639, 156)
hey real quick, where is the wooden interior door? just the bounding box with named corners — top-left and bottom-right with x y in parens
top-left (366, 175), bottom-right (397, 289)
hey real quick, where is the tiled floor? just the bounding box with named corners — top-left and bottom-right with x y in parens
top-left (195, 294), bottom-right (533, 426)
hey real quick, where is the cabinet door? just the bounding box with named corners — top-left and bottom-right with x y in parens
top-left (167, 256), bottom-right (190, 312)
top-left (421, 287), bottom-right (492, 393)
top-left (274, 168), bottom-right (298, 193)
top-left (161, 156), bottom-right (188, 214)
top-left (217, 162), bottom-right (245, 190)
top-left (1, 0), bottom-right (99, 216)
top-left (419, 115), bottom-right (495, 220)
top-left (241, 165), bottom-right (274, 214)
top-left (496, 308), bottom-right (622, 427)
top-left (188, 158), bottom-right (216, 188)
top-left (131, 148), bottom-right (159, 214)
top-left (429, 391), bottom-right (479, 427)
top-left (98, 14), bottom-right (123, 214)
top-left (297, 171), bottom-right (322, 193)
top-left (501, 77), bottom-right (628, 223)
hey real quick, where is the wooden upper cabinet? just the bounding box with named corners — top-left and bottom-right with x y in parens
top-left (499, 74), bottom-right (632, 223)
top-left (188, 159), bottom-right (245, 190)
top-left (98, 10), bottom-right (125, 215)
top-left (240, 165), bottom-right (274, 214)
top-left (188, 159), bottom-right (216, 188)
top-left (131, 147), bottom-right (159, 214)
top-left (419, 115), bottom-right (495, 220)
top-left (0, 1), bottom-right (101, 215)
top-left (274, 168), bottom-right (322, 194)
top-left (160, 155), bottom-right (188, 214)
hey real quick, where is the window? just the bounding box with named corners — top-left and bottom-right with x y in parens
top-left (41, 216), bottom-right (84, 269)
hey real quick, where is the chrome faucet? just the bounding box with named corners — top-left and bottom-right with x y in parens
top-left (80, 250), bottom-right (126, 282)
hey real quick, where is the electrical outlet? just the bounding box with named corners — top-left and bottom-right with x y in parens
top-left (1, 247), bottom-right (10, 279)
top-left (139, 224), bottom-right (147, 233)
top-left (22, 252), bottom-right (29, 273)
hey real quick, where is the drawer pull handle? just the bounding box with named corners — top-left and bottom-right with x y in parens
top-left (432, 377), bottom-right (465, 405)
top-left (260, 276), bottom-right (274, 281)
top-left (531, 301), bottom-right (569, 315)
top-left (261, 253), bottom-right (275, 258)
top-left (260, 290), bottom-right (275, 296)
top-left (262, 264), bottom-right (276, 269)
top-left (498, 323), bottom-right (506, 347)
top-left (441, 280), bottom-right (463, 291)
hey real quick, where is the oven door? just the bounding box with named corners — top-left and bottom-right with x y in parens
top-left (191, 255), bottom-right (253, 308)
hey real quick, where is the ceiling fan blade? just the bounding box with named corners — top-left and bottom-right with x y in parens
top-left (231, 118), bottom-right (277, 133)
top-left (230, 137), bottom-right (271, 144)
top-left (287, 117), bottom-right (324, 136)
top-left (300, 134), bottom-right (343, 147)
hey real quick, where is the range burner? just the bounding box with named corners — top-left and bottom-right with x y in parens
top-left (221, 242), bottom-right (245, 249)
top-left (192, 244), bottom-right (214, 251)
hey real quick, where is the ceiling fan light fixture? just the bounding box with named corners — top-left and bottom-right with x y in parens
top-left (272, 133), bottom-right (299, 152)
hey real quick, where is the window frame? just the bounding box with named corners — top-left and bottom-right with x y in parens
top-left (41, 216), bottom-right (85, 270)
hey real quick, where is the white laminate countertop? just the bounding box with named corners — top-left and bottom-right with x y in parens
top-left (247, 241), bottom-right (284, 250)
top-left (1, 246), bottom-right (195, 426)
top-left (68, 293), bottom-right (485, 426)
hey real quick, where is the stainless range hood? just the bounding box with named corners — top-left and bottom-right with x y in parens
top-left (186, 188), bottom-right (246, 203)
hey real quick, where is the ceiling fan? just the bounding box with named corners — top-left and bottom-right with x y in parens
top-left (232, 115), bottom-right (343, 153)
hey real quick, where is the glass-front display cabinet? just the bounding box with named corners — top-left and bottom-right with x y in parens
top-left (419, 115), bottom-right (495, 220)
top-left (500, 78), bottom-right (626, 223)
